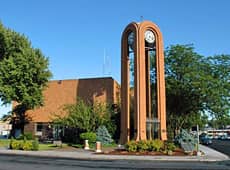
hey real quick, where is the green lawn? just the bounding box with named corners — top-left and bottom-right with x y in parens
top-left (1, 139), bottom-right (117, 151)
top-left (38, 143), bottom-right (68, 151)
top-left (0, 139), bottom-right (68, 151)
top-left (0, 139), bottom-right (10, 148)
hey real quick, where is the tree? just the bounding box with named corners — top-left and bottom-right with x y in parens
top-left (165, 44), bottom-right (230, 138)
top-left (96, 125), bottom-right (113, 145)
top-left (129, 44), bottom-right (229, 139)
top-left (204, 55), bottom-right (230, 123)
top-left (208, 115), bottom-right (230, 129)
top-left (165, 45), bottom-right (205, 136)
top-left (53, 99), bottom-right (95, 132)
top-left (53, 99), bottom-right (118, 135)
top-left (0, 22), bottom-right (52, 136)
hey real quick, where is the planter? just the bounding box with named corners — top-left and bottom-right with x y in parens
top-left (167, 150), bottom-right (173, 155)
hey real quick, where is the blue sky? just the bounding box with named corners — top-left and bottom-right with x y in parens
top-left (0, 0), bottom-right (230, 116)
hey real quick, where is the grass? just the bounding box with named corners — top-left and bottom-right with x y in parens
top-left (70, 143), bottom-right (83, 148)
top-left (0, 139), bottom-right (10, 148)
top-left (39, 142), bottom-right (117, 151)
top-left (0, 139), bottom-right (68, 151)
top-left (1, 139), bottom-right (118, 151)
top-left (70, 142), bottom-right (117, 149)
top-left (38, 143), bottom-right (68, 151)
top-left (103, 143), bottom-right (118, 147)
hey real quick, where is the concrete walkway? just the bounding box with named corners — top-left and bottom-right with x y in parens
top-left (0, 145), bottom-right (229, 162)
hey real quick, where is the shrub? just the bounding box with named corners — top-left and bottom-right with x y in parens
top-left (125, 140), bottom-right (137, 152)
top-left (22, 140), bottom-right (33, 150)
top-left (149, 139), bottom-right (164, 152)
top-left (61, 127), bottom-right (82, 144)
top-left (10, 139), bottom-right (39, 151)
top-left (24, 132), bottom-right (34, 140)
top-left (16, 134), bottom-right (26, 141)
top-left (10, 139), bottom-right (23, 150)
top-left (80, 132), bottom-right (97, 144)
top-left (32, 139), bottom-right (39, 151)
top-left (17, 132), bottom-right (34, 140)
top-left (96, 126), bottom-right (113, 145)
top-left (137, 140), bottom-right (149, 152)
top-left (164, 141), bottom-right (176, 152)
top-left (125, 140), bottom-right (166, 152)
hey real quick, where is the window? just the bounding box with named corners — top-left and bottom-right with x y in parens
top-left (36, 123), bottom-right (43, 132)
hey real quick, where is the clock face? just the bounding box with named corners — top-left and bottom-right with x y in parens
top-left (145, 30), bottom-right (155, 44)
top-left (128, 32), bottom-right (134, 46)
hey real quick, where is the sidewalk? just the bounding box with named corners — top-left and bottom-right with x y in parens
top-left (0, 145), bottom-right (229, 162)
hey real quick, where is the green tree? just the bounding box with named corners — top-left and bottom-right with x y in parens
top-left (53, 99), bottom-right (117, 134)
top-left (96, 125), bottom-right (113, 145)
top-left (53, 99), bottom-right (93, 132)
top-left (0, 22), bottom-right (52, 136)
top-left (165, 44), bottom-right (230, 138)
top-left (165, 44), bottom-right (205, 136)
top-left (204, 54), bottom-right (230, 126)
top-left (129, 44), bottom-right (229, 138)
top-left (208, 114), bottom-right (230, 129)
top-left (93, 102), bottom-right (117, 136)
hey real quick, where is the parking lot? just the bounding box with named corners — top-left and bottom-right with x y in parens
top-left (209, 139), bottom-right (230, 157)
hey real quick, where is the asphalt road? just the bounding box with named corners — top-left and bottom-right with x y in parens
top-left (209, 139), bottom-right (230, 157)
top-left (0, 155), bottom-right (229, 170)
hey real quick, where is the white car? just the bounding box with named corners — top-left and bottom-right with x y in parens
top-left (220, 135), bottom-right (230, 140)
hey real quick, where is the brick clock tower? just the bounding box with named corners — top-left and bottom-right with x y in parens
top-left (120, 21), bottom-right (167, 144)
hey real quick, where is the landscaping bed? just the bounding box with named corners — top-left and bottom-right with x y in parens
top-left (98, 148), bottom-right (189, 156)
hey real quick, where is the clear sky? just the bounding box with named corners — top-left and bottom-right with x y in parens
top-left (0, 0), bottom-right (230, 116)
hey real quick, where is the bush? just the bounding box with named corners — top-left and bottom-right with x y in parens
top-left (22, 140), bottom-right (33, 150)
top-left (32, 139), bottom-right (39, 151)
top-left (125, 140), bottom-right (138, 152)
top-left (16, 135), bottom-right (26, 141)
top-left (96, 126), bottom-right (113, 145)
top-left (24, 132), bottom-right (34, 140)
top-left (17, 132), bottom-right (34, 140)
top-left (164, 141), bottom-right (176, 152)
top-left (125, 140), bottom-right (165, 152)
top-left (10, 139), bottom-right (39, 151)
top-left (149, 139), bottom-right (164, 152)
top-left (80, 132), bottom-right (96, 144)
top-left (137, 140), bottom-right (149, 152)
top-left (10, 139), bottom-right (23, 150)
top-left (61, 127), bottom-right (83, 144)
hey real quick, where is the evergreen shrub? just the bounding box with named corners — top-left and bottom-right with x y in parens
top-left (96, 126), bottom-right (113, 145)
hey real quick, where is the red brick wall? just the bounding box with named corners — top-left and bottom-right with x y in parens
top-left (24, 122), bottom-right (35, 135)
top-left (24, 77), bottom-right (120, 123)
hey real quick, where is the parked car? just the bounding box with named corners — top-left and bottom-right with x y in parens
top-left (199, 135), bottom-right (212, 145)
top-left (0, 135), bottom-right (8, 139)
top-left (220, 134), bottom-right (230, 140)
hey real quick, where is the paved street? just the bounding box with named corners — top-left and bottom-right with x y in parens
top-left (0, 155), bottom-right (229, 170)
top-left (0, 140), bottom-right (229, 170)
top-left (209, 140), bottom-right (230, 157)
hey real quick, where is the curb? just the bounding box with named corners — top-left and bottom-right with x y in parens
top-left (0, 150), bottom-right (229, 162)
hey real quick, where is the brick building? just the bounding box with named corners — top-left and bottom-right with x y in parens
top-left (21, 77), bottom-right (120, 139)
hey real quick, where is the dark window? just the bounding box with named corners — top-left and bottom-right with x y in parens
top-left (36, 123), bottom-right (43, 132)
